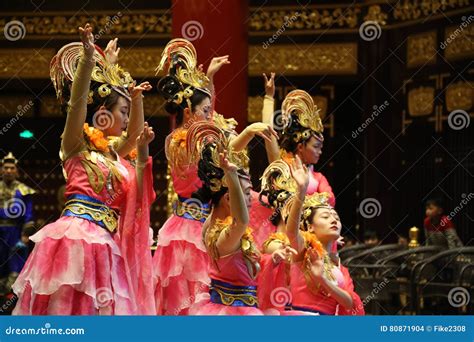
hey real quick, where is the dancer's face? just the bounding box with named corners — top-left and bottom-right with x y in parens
top-left (185, 97), bottom-right (212, 123)
top-left (297, 136), bottom-right (323, 165)
top-left (309, 207), bottom-right (341, 243)
top-left (102, 96), bottom-right (130, 137)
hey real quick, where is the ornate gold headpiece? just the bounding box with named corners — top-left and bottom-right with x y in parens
top-left (301, 192), bottom-right (332, 230)
top-left (50, 42), bottom-right (134, 103)
top-left (281, 90), bottom-right (324, 143)
top-left (156, 38), bottom-right (210, 107)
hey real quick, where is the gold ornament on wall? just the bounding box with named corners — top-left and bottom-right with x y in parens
top-left (445, 81), bottom-right (473, 112)
top-left (408, 86), bottom-right (435, 117)
top-left (407, 31), bottom-right (437, 68)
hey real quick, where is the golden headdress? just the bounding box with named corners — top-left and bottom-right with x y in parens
top-left (259, 160), bottom-right (297, 221)
top-left (186, 121), bottom-right (249, 193)
top-left (50, 42), bottom-right (134, 104)
top-left (300, 192), bottom-right (332, 230)
top-left (281, 90), bottom-right (324, 144)
top-left (156, 38), bottom-right (210, 108)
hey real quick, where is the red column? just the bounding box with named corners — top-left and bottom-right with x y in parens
top-left (171, 0), bottom-right (249, 131)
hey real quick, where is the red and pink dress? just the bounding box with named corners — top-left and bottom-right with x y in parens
top-left (190, 217), bottom-right (265, 315)
top-left (152, 128), bottom-right (211, 315)
top-left (13, 149), bottom-right (155, 315)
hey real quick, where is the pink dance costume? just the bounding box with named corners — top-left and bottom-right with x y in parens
top-left (189, 217), bottom-right (265, 315)
top-left (152, 129), bottom-right (211, 315)
top-left (13, 149), bottom-right (155, 315)
top-left (287, 233), bottom-right (364, 316)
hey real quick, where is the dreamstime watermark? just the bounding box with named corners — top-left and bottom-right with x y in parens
top-left (440, 15), bottom-right (474, 50)
top-left (0, 101), bottom-right (34, 136)
top-left (0, 294), bottom-right (18, 313)
top-left (3, 20), bottom-right (26, 41)
top-left (5, 323), bottom-right (85, 336)
top-left (181, 20), bottom-right (204, 41)
top-left (262, 13), bottom-right (300, 49)
top-left (447, 109), bottom-right (470, 130)
top-left (96, 287), bottom-right (114, 307)
top-left (3, 198), bottom-right (26, 219)
top-left (448, 287), bottom-right (470, 308)
top-left (359, 21), bottom-right (382, 41)
top-left (358, 198), bottom-right (382, 219)
top-left (442, 193), bottom-right (474, 227)
top-left (351, 278), bottom-right (389, 314)
top-left (269, 287), bottom-right (292, 308)
top-left (352, 100), bottom-right (389, 139)
top-left (172, 283), bottom-right (208, 314)
top-left (272, 110), bottom-right (292, 130)
top-left (92, 108), bottom-right (115, 130)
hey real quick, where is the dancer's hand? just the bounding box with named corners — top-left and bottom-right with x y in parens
top-left (272, 245), bottom-right (298, 264)
top-left (243, 122), bottom-right (278, 143)
top-left (307, 248), bottom-right (324, 281)
top-left (219, 151), bottom-right (238, 173)
top-left (336, 236), bottom-right (345, 247)
top-left (263, 72), bottom-right (275, 97)
top-left (207, 55), bottom-right (230, 79)
top-left (104, 38), bottom-right (120, 64)
top-left (136, 122), bottom-right (155, 148)
top-left (79, 23), bottom-right (95, 58)
top-left (289, 155), bottom-right (309, 194)
top-left (128, 81), bottom-right (152, 100)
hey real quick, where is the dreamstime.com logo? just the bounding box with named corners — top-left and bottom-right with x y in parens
top-left (5, 323), bottom-right (85, 336)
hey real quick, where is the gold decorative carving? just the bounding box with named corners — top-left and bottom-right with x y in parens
top-left (0, 49), bottom-right (54, 78)
top-left (408, 87), bottom-right (435, 116)
top-left (249, 6), bottom-right (361, 32)
top-left (445, 81), bottom-right (473, 112)
top-left (407, 31), bottom-right (437, 68)
top-left (249, 44), bottom-right (358, 76)
top-left (0, 11), bottom-right (171, 39)
top-left (364, 5), bottom-right (388, 25)
top-left (143, 95), bottom-right (167, 117)
top-left (393, 0), bottom-right (470, 21)
top-left (119, 48), bottom-right (164, 78)
top-left (444, 22), bottom-right (474, 60)
top-left (248, 96), bottom-right (263, 122)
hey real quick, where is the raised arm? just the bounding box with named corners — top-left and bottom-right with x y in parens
top-left (262, 73), bottom-right (280, 162)
top-left (229, 122), bottom-right (278, 152)
top-left (115, 81), bottom-right (152, 157)
top-left (135, 122), bottom-right (155, 197)
top-left (206, 55), bottom-right (230, 114)
top-left (61, 24), bottom-right (95, 158)
top-left (215, 152), bottom-right (249, 256)
top-left (286, 155), bottom-right (309, 256)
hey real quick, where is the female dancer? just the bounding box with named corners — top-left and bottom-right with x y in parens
top-left (263, 87), bottom-right (335, 205)
top-left (13, 24), bottom-right (155, 315)
top-left (282, 157), bottom-right (364, 315)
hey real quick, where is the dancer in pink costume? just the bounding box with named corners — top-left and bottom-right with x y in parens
top-left (258, 88), bottom-right (341, 255)
top-left (186, 126), bottom-right (283, 315)
top-left (13, 24), bottom-right (155, 315)
top-left (283, 157), bottom-right (364, 315)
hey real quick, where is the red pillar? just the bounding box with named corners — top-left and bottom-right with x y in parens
top-left (171, 0), bottom-right (249, 131)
